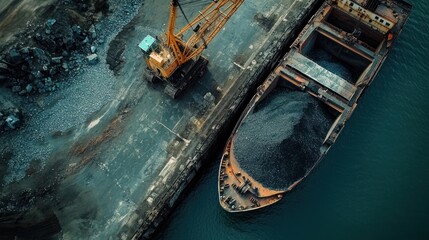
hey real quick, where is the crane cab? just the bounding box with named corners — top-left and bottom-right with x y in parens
top-left (139, 35), bottom-right (179, 82)
top-left (138, 35), bottom-right (158, 56)
top-left (139, 35), bottom-right (208, 99)
top-left (139, 35), bottom-right (167, 72)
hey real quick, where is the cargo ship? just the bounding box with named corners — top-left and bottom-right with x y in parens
top-left (218, 0), bottom-right (411, 212)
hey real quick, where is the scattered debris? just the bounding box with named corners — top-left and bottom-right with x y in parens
top-left (46, 19), bottom-right (57, 27)
top-left (0, 108), bottom-right (23, 132)
top-left (86, 54), bottom-right (99, 65)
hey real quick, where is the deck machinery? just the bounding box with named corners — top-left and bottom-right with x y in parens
top-left (218, 0), bottom-right (411, 212)
top-left (139, 0), bottom-right (244, 98)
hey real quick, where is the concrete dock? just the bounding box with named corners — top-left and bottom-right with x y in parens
top-left (0, 0), bottom-right (318, 238)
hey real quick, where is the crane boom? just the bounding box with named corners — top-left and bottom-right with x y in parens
top-left (169, 0), bottom-right (244, 63)
top-left (139, 0), bottom-right (244, 98)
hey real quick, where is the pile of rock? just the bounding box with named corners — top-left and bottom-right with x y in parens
top-left (0, 0), bottom-right (104, 95)
top-left (3, 47), bottom-right (61, 95)
top-left (0, 108), bottom-right (23, 132)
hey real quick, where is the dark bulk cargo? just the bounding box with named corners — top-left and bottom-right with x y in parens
top-left (233, 90), bottom-right (335, 190)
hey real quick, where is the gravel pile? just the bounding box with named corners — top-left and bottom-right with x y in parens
top-left (233, 90), bottom-right (334, 190)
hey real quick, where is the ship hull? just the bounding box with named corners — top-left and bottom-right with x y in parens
top-left (218, 0), bottom-right (411, 212)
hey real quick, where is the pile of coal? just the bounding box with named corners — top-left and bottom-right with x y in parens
top-left (0, 0), bottom-right (107, 95)
top-left (233, 90), bottom-right (335, 190)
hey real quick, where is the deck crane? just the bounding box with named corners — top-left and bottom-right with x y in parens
top-left (139, 0), bottom-right (244, 98)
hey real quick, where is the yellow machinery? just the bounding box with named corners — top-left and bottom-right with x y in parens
top-left (139, 0), bottom-right (244, 98)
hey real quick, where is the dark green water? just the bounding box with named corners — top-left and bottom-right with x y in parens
top-left (156, 1), bottom-right (429, 239)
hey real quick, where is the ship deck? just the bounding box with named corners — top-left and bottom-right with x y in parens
top-left (218, 0), bottom-right (411, 212)
top-left (219, 137), bottom-right (284, 212)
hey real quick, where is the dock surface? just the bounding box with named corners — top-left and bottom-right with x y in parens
top-left (0, 0), bottom-right (318, 238)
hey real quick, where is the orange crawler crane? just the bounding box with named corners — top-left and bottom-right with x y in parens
top-left (139, 0), bottom-right (244, 98)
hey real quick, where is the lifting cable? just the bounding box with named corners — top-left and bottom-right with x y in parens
top-left (176, 0), bottom-right (209, 49)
